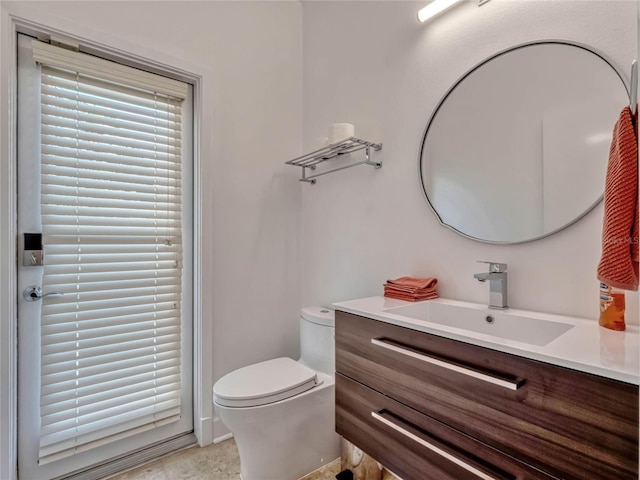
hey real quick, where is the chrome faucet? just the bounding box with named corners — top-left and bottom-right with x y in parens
top-left (474, 261), bottom-right (508, 309)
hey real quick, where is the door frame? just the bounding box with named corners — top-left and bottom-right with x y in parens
top-left (0, 6), bottom-right (213, 479)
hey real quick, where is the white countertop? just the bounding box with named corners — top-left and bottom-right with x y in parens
top-left (332, 296), bottom-right (640, 385)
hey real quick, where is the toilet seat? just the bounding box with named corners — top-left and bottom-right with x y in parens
top-left (213, 357), bottom-right (320, 408)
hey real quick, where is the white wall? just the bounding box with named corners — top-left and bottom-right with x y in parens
top-left (0, 1), bottom-right (637, 476)
top-left (0, 0), bottom-right (302, 462)
top-left (301, 0), bottom-right (638, 322)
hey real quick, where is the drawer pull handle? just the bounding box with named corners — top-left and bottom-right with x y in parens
top-left (371, 411), bottom-right (500, 480)
top-left (371, 338), bottom-right (523, 390)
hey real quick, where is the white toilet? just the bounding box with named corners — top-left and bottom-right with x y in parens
top-left (213, 307), bottom-right (340, 480)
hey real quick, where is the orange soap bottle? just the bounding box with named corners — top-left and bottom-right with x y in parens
top-left (599, 283), bottom-right (626, 331)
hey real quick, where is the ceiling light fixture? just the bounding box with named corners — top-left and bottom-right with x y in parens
top-left (417, 0), bottom-right (491, 23)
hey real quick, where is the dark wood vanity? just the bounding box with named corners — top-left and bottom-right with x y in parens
top-left (335, 310), bottom-right (639, 480)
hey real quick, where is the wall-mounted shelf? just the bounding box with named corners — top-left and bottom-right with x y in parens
top-left (285, 137), bottom-right (383, 184)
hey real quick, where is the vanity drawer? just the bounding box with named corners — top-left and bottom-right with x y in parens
top-left (335, 310), bottom-right (639, 480)
top-left (336, 373), bottom-right (557, 480)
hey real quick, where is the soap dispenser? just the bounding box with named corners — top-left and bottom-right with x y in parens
top-left (599, 283), bottom-right (626, 331)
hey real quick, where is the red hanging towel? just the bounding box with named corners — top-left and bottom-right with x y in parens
top-left (597, 106), bottom-right (639, 291)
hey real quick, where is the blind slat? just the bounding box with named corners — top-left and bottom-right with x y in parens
top-left (41, 396), bottom-right (182, 441)
top-left (43, 234), bottom-right (182, 245)
top-left (41, 121), bottom-right (181, 149)
top-left (41, 365), bottom-right (181, 397)
top-left (42, 294), bottom-right (181, 317)
top-left (42, 199), bottom-right (182, 214)
top-left (42, 360), bottom-right (181, 396)
top-left (44, 252), bottom-right (180, 266)
top-left (45, 243), bottom-right (183, 254)
top-left (42, 101), bottom-right (180, 133)
top-left (42, 160), bottom-right (181, 183)
top-left (42, 105), bottom-right (179, 136)
top-left (42, 148), bottom-right (182, 171)
top-left (42, 330), bottom-right (181, 362)
top-left (41, 135), bottom-right (180, 162)
top-left (38, 272), bottom-right (181, 289)
top-left (41, 373), bottom-right (180, 412)
top-left (41, 70), bottom-right (183, 109)
top-left (42, 344), bottom-right (181, 375)
top-left (42, 310), bottom-right (180, 335)
top-left (42, 384), bottom-right (182, 425)
top-left (41, 301), bottom-right (180, 325)
top-left (42, 183), bottom-right (181, 203)
top-left (42, 363), bottom-right (181, 404)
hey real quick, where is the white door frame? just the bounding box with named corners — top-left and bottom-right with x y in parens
top-left (0, 6), bottom-right (214, 479)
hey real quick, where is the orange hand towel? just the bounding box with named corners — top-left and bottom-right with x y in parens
top-left (384, 276), bottom-right (439, 301)
top-left (383, 284), bottom-right (432, 293)
top-left (383, 290), bottom-right (439, 302)
top-left (385, 277), bottom-right (438, 290)
top-left (597, 106), bottom-right (639, 291)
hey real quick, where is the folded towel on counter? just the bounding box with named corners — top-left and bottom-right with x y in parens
top-left (597, 106), bottom-right (639, 291)
top-left (383, 283), bottom-right (434, 293)
top-left (384, 276), bottom-right (439, 302)
top-left (385, 276), bottom-right (438, 290)
top-left (383, 289), bottom-right (439, 302)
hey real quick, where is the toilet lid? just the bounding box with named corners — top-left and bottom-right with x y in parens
top-left (213, 357), bottom-right (319, 408)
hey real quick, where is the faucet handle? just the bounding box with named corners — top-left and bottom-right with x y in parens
top-left (477, 260), bottom-right (507, 272)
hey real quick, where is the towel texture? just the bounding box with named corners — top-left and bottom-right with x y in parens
top-left (597, 106), bottom-right (639, 291)
top-left (385, 277), bottom-right (438, 289)
top-left (384, 276), bottom-right (438, 302)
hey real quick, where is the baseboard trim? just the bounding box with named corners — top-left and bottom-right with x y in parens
top-left (213, 416), bottom-right (231, 443)
top-left (214, 432), bottom-right (233, 444)
top-left (196, 415), bottom-right (213, 446)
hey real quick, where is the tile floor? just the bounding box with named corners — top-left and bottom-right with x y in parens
top-left (107, 438), bottom-right (341, 480)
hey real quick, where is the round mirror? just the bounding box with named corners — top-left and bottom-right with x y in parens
top-left (419, 41), bottom-right (629, 244)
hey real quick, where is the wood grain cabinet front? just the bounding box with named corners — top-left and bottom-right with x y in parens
top-left (336, 373), bottom-right (557, 480)
top-left (335, 310), bottom-right (639, 480)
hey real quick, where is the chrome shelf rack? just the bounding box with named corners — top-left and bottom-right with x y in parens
top-left (285, 137), bottom-right (382, 184)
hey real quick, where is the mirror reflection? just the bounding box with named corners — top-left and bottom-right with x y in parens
top-left (419, 42), bottom-right (629, 244)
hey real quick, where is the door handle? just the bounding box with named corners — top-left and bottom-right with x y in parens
top-left (23, 285), bottom-right (64, 302)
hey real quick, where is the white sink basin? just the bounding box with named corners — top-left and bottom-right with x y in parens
top-left (333, 296), bottom-right (639, 385)
top-left (386, 301), bottom-right (574, 347)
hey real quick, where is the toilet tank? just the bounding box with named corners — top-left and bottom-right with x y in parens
top-left (299, 307), bottom-right (335, 375)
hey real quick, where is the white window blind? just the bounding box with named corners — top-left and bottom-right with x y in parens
top-left (38, 59), bottom-right (185, 464)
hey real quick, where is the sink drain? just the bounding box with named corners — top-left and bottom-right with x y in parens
top-left (485, 315), bottom-right (495, 324)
